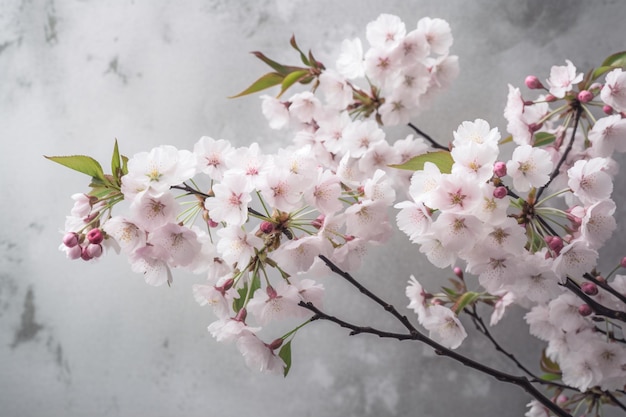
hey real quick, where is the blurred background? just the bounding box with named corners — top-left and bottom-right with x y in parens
top-left (2, 1), bottom-right (626, 416)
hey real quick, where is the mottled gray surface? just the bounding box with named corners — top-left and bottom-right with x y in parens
top-left (1, 1), bottom-right (626, 416)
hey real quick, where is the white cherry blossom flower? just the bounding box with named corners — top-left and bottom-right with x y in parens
top-left (336, 38), bottom-right (364, 79)
top-left (193, 136), bottom-right (235, 181)
top-left (588, 114), bottom-right (626, 157)
top-left (567, 157), bottom-right (613, 205)
top-left (416, 17), bottom-right (453, 55)
top-left (421, 305), bottom-right (467, 349)
top-left (580, 199), bottom-right (616, 249)
top-left (236, 333), bottom-right (285, 375)
top-left (261, 95), bottom-right (290, 130)
top-left (601, 68), bottom-right (626, 112)
top-left (546, 59), bottom-right (583, 98)
top-left (366, 13), bottom-right (406, 48)
top-left (506, 145), bottom-right (552, 192)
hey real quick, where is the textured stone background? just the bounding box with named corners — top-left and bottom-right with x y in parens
top-left (1, 1), bottom-right (626, 416)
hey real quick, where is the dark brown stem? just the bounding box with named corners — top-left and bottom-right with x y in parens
top-left (407, 123), bottom-right (448, 150)
top-left (563, 277), bottom-right (626, 323)
top-left (584, 273), bottom-right (626, 306)
top-left (315, 255), bottom-right (573, 417)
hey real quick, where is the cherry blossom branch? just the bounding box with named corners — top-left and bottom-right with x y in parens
top-left (584, 273), bottom-right (626, 306)
top-left (563, 277), bottom-right (626, 323)
top-left (606, 391), bottom-right (626, 413)
top-left (407, 122), bottom-right (448, 150)
top-left (300, 300), bottom-right (572, 417)
top-left (464, 305), bottom-right (577, 391)
top-left (314, 255), bottom-right (573, 417)
top-left (535, 103), bottom-right (583, 201)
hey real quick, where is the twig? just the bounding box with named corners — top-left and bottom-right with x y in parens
top-left (563, 278), bottom-right (626, 323)
top-left (584, 273), bottom-right (626, 306)
top-left (407, 122), bottom-right (448, 150)
top-left (315, 255), bottom-right (573, 417)
top-left (535, 104), bottom-right (582, 201)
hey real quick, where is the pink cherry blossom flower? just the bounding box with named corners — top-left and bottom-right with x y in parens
top-left (336, 38), bottom-right (364, 79)
top-left (506, 145), bottom-right (553, 192)
top-left (416, 17), bottom-right (453, 55)
top-left (261, 95), bottom-right (290, 130)
top-left (421, 305), bottom-right (467, 349)
top-left (318, 70), bottom-right (353, 110)
top-left (193, 136), bottom-right (235, 181)
top-left (366, 13), bottom-right (406, 48)
top-left (567, 157), bottom-right (613, 205)
top-left (236, 333), bottom-right (285, 375)
top-left (247, 283), bottom-right (305, 325)
top-left (204, 172), bottom-right (252, 226)
top-left (102, 216), bottom-right (146, 255)
top-left (601, 68), bottom-right (626, 112)
top-left (580, 199), bottom-right (616, 249)
top-left (588, 114), bottom-right (626, 157)
top-left (546, 60), bottom-right (583, 98)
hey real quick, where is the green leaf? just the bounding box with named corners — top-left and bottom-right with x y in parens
top-left (540, 349), bottom-right (561, 374)
top-left (539, 373), bottom-right (562, 382)
top-left (601, 51), bottom-right (626, 69)
top-left (533, 132), bottom-right (556, 147)
top-left (278, 340), bottom-right (292, 377)
top-left (389, 151), bottom-right (454, 174)
top-left (111, 140), bottom-right (122, 183)
top-left (290, 35), bottom-right (310, 66)
top-left (441, 286), bottom-right (458, 298)
top-left (45, 155), bottom-right (106, 181)
top-left (232, 274), bottom-right (261, 313)
top-left (121, 154), bottom-right (129, 176)
top-left (229, 72), bottom-right (285, 98)
top-left (453, 291), bottom-right (481, 314)
top-left (251, 51), bottom-right (290, 75)
top-left (591, 66), bottom-right (615, 82)
top-left (277, 69), bottom-right (309, 98)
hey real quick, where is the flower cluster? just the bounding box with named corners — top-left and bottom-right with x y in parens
top-left (50, 12), bottom-right (626, 416)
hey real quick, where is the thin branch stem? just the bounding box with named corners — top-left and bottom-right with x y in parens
top-left (536, 104), bottom-right (583, 201)
top-left (315, 255), bottom-right (573, 417)
top-left (407, 123), bottom-right (448, 150)
top-left (563, 278), bottom-right (626, 323)
top-left (584, 273), bottom-right (626, 306)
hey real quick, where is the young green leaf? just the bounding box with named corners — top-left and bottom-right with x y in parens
top-left (278, 340), bottom-right (292, 377)
top-left (251, 51), bottom-right (290, 75)
top-left (111, 139), bottom-right (122, 183)
top-left (232, 274), bottom-right (261, 313)
top-left (45, 155), bottom-right (106, 181)
top-left (229, 72), bottom-right (285, 98)
top-left (533, 132), bottom-right (556, 147)
top-left (389, 151), bottom-right (454, 173)
top-left (277, 69), bottom-right (310, 98)
top-left (290, 35), bottom-right (310, 66)
top-left (601, 50), bottom-right (626, 69)
top-left (452, 291), bottom-right (481, 314)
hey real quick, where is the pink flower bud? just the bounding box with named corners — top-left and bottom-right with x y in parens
top-left (577, 90), bottom-right (593, 103)
top-left (312, 214), bottom-right (325, 229)
top-left (545, 94), bottom-right (557, 102)
top-left (63, 232), bottom-right (79, 248)
top-left (260, 221), bottom-right (275, 234)
top-left (493, 161), bottom-right (507, 177)
top-left (620, 257), bottom-right (626, 268)
top-left (603, 105), bottom-right (614, 115)
top-left (266, 286), bottom-right (278, 299)
top-left (493, 186), bottom-right (508, 199)
top-left (595, 275), bottom-right (606, 284)
top-left (453, 266), bottom-right (464, 279)
top-left (67, 245), bottom-right (82, 260)
top-left (80, 246), bottom-right (93, 261)
top-left (548, 236), bottom-right (564, 253)
top-left (267, 338), bottom-right (283, 351)
top-left (86, 228), bottom-right (104, 244)
top-left (208, 219), bottom-right (219, 228)
top-left (578, 304), bottom-right (592, 317)
top-left (221, 278), bottom-right (235, 292)
top-left (85, 243), bottom-right (103, 259)
top-left (529, 122), bottom-right (543, 132)
top-left (525, 75), bottom-right (543, 89)
top-left (581, 282), bottom-right (598, 296)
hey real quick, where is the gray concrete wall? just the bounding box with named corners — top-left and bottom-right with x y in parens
top-left (1, 1), bottom-right (626, 416)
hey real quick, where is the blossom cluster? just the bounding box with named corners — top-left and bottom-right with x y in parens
top-left (52, 12), bottom-right (626, 416)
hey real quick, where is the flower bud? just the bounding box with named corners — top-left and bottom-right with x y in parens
top-left (208, 219), bottom-right (219, 228)
top-left (66, 244), bottom-right (82, 260)
top-left (603, 105), bottom-right (614, 115)
top-left (581, 282), bottom-right (598, 296)
top-left (525, 75), bottom-right (543, 89)
top-left (86, 228), bottom-right (104, 244)
top-left (577, 90), bottom-right (593, 103)
top-left (578, 304), bottom-right (593, 317)
top-left (545, 236), bottom-right (563, 253)
top-left (63, 232), bottom-right (79, 248)
top-left (493, 161), bottom-right (507, 178)
top-left (260, 221), bottom-right (275, 234)
top-left (266, 286), bottom-right (278, 299)
top-left (545, 94), bottom-right (557, 102)
top-left (493, 186), bottom-right (508, 199)
top-left (267, 338), bottom-right (284, 351)
top-left (453, 266), bottom-right (464, 279)
top-left (234, 308), bottom-right (247, 322)
top-left (620, 256), bottom-right (626, 268)
top-left (86, 243), bottom-right (103, 259)
top-left (80, 246), bottom-right (93, 261)
top-left (312, 214), bottom-right (325, 229)
top-left (529, 122), bottom-right (543, 132)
